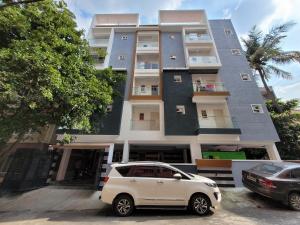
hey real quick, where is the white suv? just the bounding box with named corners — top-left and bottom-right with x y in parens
top-left (100, 162), bottom-right (221, 216)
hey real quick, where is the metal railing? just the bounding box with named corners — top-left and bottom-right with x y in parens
top-left (88, 38), bottom-right (109, 46)
top-left (137, 42), bottom-right (159, 48)
top-left (198, 116), bottom-right (239, 129)
top-left (185, 34), bottom-right (211, 41)
top-left (132, 87), bottom-right (159, 96)
top-left (193, 82), bottom-right (227, 92)
top-left (136, 62), bottom-right (159, 69)
top-left (189, 56), bottom-right (218, 64)
top-left (91, 55), bottom-right (105, 64)
top-left (131, 120), bottom-right (160, 130)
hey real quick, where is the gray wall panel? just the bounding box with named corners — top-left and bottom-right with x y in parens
top-left (209, 19), bottom-right (279, 142)
top-left (163, 71), bottom-right (199, 135)
top-left (109, 32), bottom-right (135, 100)
top-left (161, 32), bottom-right (186, 68)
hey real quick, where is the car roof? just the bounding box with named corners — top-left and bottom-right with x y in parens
top-left (111, 161), bottom-right (171, 167)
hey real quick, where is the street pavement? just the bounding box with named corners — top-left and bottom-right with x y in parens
top-left (0, 187), bottom-right (299, 225)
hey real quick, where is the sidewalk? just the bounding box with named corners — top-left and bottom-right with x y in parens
top-left (0, 187), bottom-right (103, 212)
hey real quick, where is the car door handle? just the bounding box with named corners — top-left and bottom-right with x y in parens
top-left (157, 180), bottom-right (164, 184)
top-left (130, 179), bottom-right (136, 183)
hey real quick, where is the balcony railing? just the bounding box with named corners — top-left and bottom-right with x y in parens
top-left (89, 38), bottom-right (109, 46)
top-left (189, 56), bottom-right (218, 65)
top-left (137, 42), bottom-right (159, 48)
top-left (193, 82), bottom-right (227, 92)
top-left (132, 87), bottom-right (159, 96)
top-left (185, 34), bottom-right (211, 41)
top-left (198, 116), bottom-right (238, 129)
top-left (131, 120), bottom-right (160, 130)
top-left (91, 55), bottom-right (105, 64)
top-left (136, 62), bottom-right (159, 69)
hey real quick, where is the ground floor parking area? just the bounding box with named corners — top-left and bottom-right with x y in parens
top-left (0, 187), bottom-right (299, 225)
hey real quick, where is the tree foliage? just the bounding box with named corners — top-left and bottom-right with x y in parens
top-left (266, 99), bottom-right (300, 159)
top-left (0, 0), bottom-right (44, 9)
top-left (0, 0), bottom-right (124, 144)
top-left (242, 22), bottom-right (300, 112)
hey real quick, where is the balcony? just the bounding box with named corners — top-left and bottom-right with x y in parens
top-left (131, 120), bottom-right (160, 130)
top-left (131, 105), bottom-right (160, 131)
top-left (89, 38), bottom-right (109, 47)
top-left (136, 62), bottom-right (159, 69)
top-left (192, 82), bottom-right (230, 103)
top-left (132, 86), bottom-right (159, 96)
top-left (136, 42), bottom-right (159, 53)
top-left (185, 34), bottom-right (211, 42)
top-left (159, 10), bottom-right (207, 25)
top-left (189, 56), bottom-right (217, 65)
top-left (91, 54), bottom-right (105, 69)
top-left (196, 116), bottom-right (241, 135)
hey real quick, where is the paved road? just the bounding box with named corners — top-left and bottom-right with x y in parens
top-left (0, 187), bottom-right (299, 225)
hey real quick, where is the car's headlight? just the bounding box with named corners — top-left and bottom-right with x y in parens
top-left (205, 182), bottom-right (217, 188)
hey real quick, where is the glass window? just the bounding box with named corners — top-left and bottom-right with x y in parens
top-left (231, 49), bottom-right (241, 55)
top-left (118, 55), bottom-right (125, 60)
top-left (252, 164), bottom-right (283, 175)
top-left (201, 110), bottom-right (208, 118)
top-left (251, 104), bottom-right (264, 113)
top-left (106, 105), bottom-right (112, 112)
top-left (116, 166), bottom-right (132, 177)
top-left (176, 105), bottom-right (185, 115)
top-left (291, 169), bottom-right (300, 179)
top-left (224, 28), bottom-right (233, 36)
top-left (158, 167), bottom-right (177, 178)
top-left (139, 113), bottom-right (144, 121)
top-left (240, 73), bottom-right (251, 81)
top-left (174, 75), bottom-right (182, 83)
top-left (130, 166), bottom-right (157, 178)
top-left (121, 35), bottom-right (128, 40)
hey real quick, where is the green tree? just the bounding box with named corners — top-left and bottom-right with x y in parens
top-left (0, 0), bottom-right (124, 146)
top-left (0, 0), bottom-right (44, 9)
top-left (242, 22), bottom-right (300, 112)
top-left (266, 99), bottom-right (300, 159)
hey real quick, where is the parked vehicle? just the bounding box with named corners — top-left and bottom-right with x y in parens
top-left (242, 162), bottom-right (300, 210)
top-left (100, 162), bottom-right (221, 216)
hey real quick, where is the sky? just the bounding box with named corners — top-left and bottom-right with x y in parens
top-left (64, 0), bottom-right (300, 101)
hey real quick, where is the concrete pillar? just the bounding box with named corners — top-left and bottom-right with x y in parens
top-left (122, 141), bottom-right (129, 163)
top-left (190, 142), bottom-right (202, 164)
top-left (266, 143), bottom-right (281, 160)
top-left (56, 149), bottom-right (72, 181)
top-left (107, 144), bottom-right (114, 165)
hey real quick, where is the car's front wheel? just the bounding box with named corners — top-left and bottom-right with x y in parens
top-left (113, 194), bottom-right (134, 217)
top-left (288, 192), bottom-right (300, 211)
top-left (190, 194), bottom-right (212, 216)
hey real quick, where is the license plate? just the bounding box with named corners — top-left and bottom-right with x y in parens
top-left (247, 175), bottom-right (257, 182)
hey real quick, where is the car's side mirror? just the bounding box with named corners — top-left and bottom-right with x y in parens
top-left (173, 173), bottom-right (182, 180)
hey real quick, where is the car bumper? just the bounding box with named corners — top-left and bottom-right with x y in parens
top-left (242, 179), bottom-right (287, 204)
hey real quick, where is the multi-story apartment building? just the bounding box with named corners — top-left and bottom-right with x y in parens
top-left (53, 10), bottom-right (281, 188)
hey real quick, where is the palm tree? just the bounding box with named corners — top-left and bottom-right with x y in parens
top-left (242, 22), bottom-right (300, 112)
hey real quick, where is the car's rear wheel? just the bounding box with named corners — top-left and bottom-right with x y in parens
top-left (113, 194), bottom-right (134, 217)
top-left (190, 194), bottom-right (211, 216)
top-left (288, 192), bottom-right (300, 211)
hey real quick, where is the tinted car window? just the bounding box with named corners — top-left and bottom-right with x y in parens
top-left (130, 166), bottom-right (157, 178)
top-left (158, 167), bottom-right (177, 178)
top-left (252, 164), bottom-right (283, 174)
top-left (115, 166), bottom-right (132, 177)
top-left (291, 168), bottom-right (300, 179)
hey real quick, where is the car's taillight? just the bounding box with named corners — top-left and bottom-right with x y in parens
top-left (259, 178), bottom-right (276, 189)
top-left (103, 176), bottom-right (109, 184)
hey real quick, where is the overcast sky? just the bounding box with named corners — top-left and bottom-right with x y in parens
top-left (65, 0), bottom-right (300, 101)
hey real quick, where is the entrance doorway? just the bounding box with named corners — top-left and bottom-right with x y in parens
top-left (61, 149), bottom-right (104, 187)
